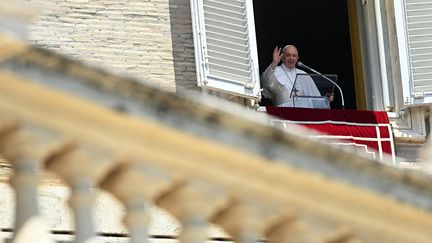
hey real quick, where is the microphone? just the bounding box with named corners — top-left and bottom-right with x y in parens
top-left (297, 62), bottom-right (320, 74)
top-left (297, 62), bottom-right (345, 109)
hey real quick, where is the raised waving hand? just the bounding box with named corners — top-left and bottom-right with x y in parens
top-left (271, 46), bottom-right (283, 69)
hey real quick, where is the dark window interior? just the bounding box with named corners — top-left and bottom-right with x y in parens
top-left (253, 0), bottom-right (356, 109)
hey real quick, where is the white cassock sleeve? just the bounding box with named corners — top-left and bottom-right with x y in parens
top-left (261, 65), bottom-right (277, 94)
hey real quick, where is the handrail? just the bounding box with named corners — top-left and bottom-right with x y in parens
top-left (1, 72), bottom-right (432, 242)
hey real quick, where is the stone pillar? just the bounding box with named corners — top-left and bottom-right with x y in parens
top-left (210, 198), bottom-right (261, 243)
top-left (263, 212), bottom-right (312, 243)
top-left (155, 180), bottom-right (220, 243)
top-left (44, 143), bottom-right (113, 243)
top-left (0, 122), bottom-right (39, 233)
top-left (100, 161), bottom-right (172, 243)
top-left (0, 120), bottom-right (58, 243)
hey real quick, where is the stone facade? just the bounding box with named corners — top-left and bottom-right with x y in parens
top-left (28, 0), bottom-right (198, 92)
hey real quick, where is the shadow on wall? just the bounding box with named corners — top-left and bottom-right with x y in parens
top-left (168, 0), bottom-right (200, 92)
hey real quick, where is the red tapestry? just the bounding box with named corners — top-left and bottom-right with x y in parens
top-left (266, 107), bottom-right (395, 162)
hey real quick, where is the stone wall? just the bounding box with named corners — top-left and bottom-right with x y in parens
top-left (28, 0), bottom-right (198, 92)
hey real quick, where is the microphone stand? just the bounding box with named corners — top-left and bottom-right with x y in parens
top-left (297, 62), bottom-right (345, 109)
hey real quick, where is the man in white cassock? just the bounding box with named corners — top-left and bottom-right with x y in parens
top-left (261, 45), bottom-right (325, 108)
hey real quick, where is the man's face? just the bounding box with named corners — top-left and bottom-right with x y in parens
top-left (282, 46), bottom-right (299, 69)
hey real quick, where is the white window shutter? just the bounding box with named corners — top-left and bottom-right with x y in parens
top-left (401, 0), bottom-right (432, 103)
top-left (190, 0), bottom-right (261, 99)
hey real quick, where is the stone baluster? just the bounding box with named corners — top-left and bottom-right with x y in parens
top-left (100, 161), bottom-right (172, 243)
top-left (321, 227), bottom-right (357, 243)
top-left (44, 143), bottom-right (113, 243)
top-left (0, 120), bottom-right (57, 242)
top-left (263, 212), bottom-right (312, 243)
top-left (0, 121), bottom-right (39, 234)
top-left (210, 198), bottom-right (262, 243)
top-left (212, 198), bottom-right (313, 243)
top-left (155, 180), bottom-right (226, 243)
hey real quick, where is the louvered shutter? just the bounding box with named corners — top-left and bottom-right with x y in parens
top-left (403, 0), bottom-right (432, 101)
top-left (190, 0), bottom-right (261, 99)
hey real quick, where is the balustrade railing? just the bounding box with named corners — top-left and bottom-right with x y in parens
top-left (1, 6), bottom-right (432, 240)
top-left (1, 113), bottom-right (432, 242)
